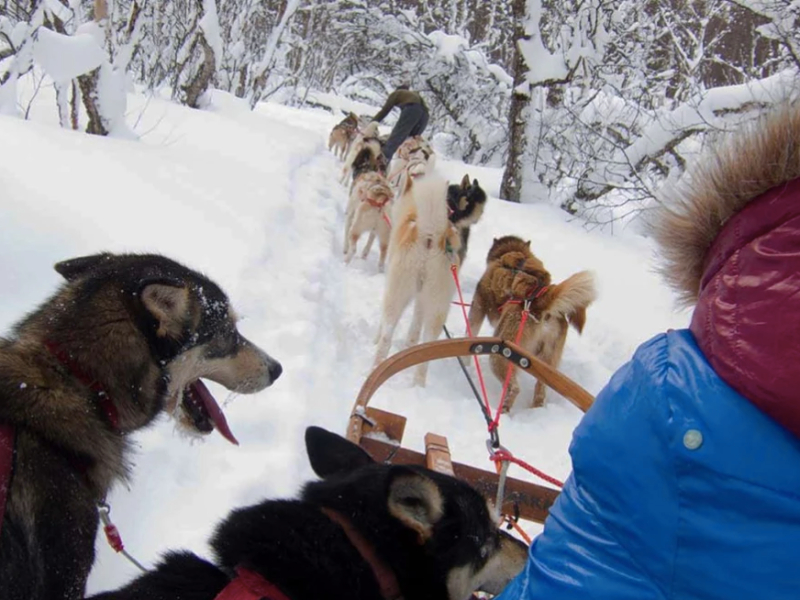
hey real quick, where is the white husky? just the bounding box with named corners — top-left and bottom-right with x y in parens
top-left (373, 173), bottom-right (461, 385)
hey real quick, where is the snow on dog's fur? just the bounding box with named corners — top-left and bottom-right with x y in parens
top-left (343, 170), bottom-right (394, 271)
top-left (0, 253), bottom-right (282, 600)
top-left (374, 174), bottom-right (461, 385)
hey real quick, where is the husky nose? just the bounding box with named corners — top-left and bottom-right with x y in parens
top-left (268, 361), bottom-right (283, 382)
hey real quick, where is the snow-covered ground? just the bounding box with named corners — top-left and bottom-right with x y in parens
top-left (0, 86), bottom-right (690, 594)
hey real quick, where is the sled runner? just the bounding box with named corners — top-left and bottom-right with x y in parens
top-left (346, 336), bottom-right (594, 525)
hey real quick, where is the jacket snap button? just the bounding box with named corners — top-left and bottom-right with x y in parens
top-left (683, 429), bottom-right (703, 450)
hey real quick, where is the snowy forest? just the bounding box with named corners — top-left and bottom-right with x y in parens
top-left (2, 0), bottom-right (799, 219)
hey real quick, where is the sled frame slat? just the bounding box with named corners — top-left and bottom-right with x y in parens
top-left (347, 336), bottom-right (588, 525)
top-left (424, 433), bottom-right (455, 476)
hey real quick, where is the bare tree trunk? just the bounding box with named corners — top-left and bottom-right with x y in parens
top-left (174, 0), bottom-right (219, 108)
top-left (499, 0), bottom-right (527, 202)
top-left (70, 80), bottom-right (79, 130)
top-left (77, 0), bottom-right (109, 135)
top-left (181, 34), bottom-right (216, 108)
top-left (78, 68), bottom-right (107, 135)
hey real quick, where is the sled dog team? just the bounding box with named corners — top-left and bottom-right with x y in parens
top-left (334, 113), bottom-right (597, 407)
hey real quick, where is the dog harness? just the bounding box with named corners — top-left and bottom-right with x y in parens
top-left (214, 567), bottom-right (292, 600)
top-left (498, 284), bottom-right (551, 315)
top-left (0, 423), bottom-right (14, 540)
top-left (365, 195), bottom-right (391, 209)
top-left (44, 340), bottom-right (120, 430)
top-left (214, 507), bottom-right (403, 600)
top-left (0, 342), bottom-right (120, 541)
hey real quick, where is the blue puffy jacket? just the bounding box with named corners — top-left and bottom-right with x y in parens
top-left (497, 330), bottom-right (800, 600)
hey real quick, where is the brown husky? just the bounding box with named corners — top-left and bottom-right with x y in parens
top-left (0, 253), bottom-right (282, 600)
top-left (344, 170), bottom-right (394, 271)
top-left (468, 236), bottom-right (596, 410)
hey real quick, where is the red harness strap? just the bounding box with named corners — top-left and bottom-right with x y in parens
top-left (497, 285), bottom-right (550, 315)
top-left (0, 423), bottom-right (15, 539)
top-left (214, 567), bottom-right (292, 600)
top-left (44, 340), bottom-right (120, 430)
top-left (365, 196), bottom-right (390, 209)
top-left (321, 508), bottom-right (402, 600)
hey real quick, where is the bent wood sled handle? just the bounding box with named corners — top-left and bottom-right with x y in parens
top-left (347, 337), bottom-right (594, 442)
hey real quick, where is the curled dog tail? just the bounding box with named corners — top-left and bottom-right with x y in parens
top-left (410, 176), bottom-right (453, 251)
top-left (547, 271), bottom-right (597, 334)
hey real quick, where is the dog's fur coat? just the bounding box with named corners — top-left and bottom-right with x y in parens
top-left (350, 145), bottom-right (388, 187)
top-left (88, 426), bottom-right (528, 600)
top-left (374, 174), bottom-right (461, 385)
top-left (328, 112), bottom-right (359, 160)
top-left (341, 122), bottom-right (383, 184)
top-left (468, 236), bottom-right (596, 410)
top-left (344, 169), bottom-right (394, 271)
top-left (447, 175), bottom-right (488, 265)
top-left (0, 253), bottom-right (281, 600)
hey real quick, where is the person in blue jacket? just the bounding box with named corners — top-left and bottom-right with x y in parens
top-left (497, 104), bottom-right (800, 599)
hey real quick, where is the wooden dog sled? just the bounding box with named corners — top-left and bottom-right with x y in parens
top-left (346, 337), bottom-right (594, 525)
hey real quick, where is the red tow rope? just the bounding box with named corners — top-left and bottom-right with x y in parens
top-left (448, 265), bottom-right (564, 490)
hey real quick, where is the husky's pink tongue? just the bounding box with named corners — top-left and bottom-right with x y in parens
top-left (190, 380), bottom-right (239, 445)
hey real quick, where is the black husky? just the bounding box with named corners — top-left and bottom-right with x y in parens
top-left (0, 253), bottom-right (282, 600)
top-left (89, 427), bottom-right (528, 600)
top-left (447, 175), bottom-right (488, 264)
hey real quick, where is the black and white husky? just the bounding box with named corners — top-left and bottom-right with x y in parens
top-left (89, 427), bottom-right (528, 600)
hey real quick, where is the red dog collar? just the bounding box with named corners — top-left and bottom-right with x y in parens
top-left (214, 508), bottom-right (402, 600)
top-left (214, 567), bottom-right (292, 600)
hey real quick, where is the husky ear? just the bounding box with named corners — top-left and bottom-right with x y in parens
top-left (461, 174), bottom-right (470, 188)
top-left (306, 426), bottom-right (374, 479)
top-left (387, 468), bottom-right (445, 543)
top-left (55, 253), bottom-right (114, 281)
top-left (473, 178), bottom-right (479, 188)
top-left (140, 282), bottom-right (190, 339)
top-left (526, 240), bottom-right (532, 248)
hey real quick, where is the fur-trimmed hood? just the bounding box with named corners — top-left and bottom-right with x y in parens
top-left (650, 104), bottom-right (800, 439)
